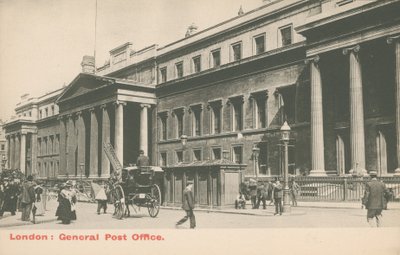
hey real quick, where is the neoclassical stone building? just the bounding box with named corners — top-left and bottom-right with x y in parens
top-left (4, 0), bottom-right (400, 180)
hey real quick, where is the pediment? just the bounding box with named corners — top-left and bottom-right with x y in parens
top-left (57, 73), bottom-right (115, 103)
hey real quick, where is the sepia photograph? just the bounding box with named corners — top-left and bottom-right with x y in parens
top-left (0, 0), bottom-right (400, 254)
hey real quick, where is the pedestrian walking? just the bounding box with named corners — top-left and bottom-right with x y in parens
top-left (0, 178), bottom-right (19, 216)
top-left (289, 179), bottom-right (300, 207)
top-left (362, 171), bottom-right (388, 227)
top-left (176, 180), bottom-right (196, 229)
top-left (20, 175), bottom-right (36, 221)
top-left (256, 182), bottom-right (267, 209)
top-left (55, 180), bottom-right (77, 224)
top-left (272, 180), bottom-right (283, 215)
top-left (33, 183), bottom-right (45, 216)
top-left (249, 179), bottom-right (257, 209)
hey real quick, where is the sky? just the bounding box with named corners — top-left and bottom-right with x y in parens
top-left (0, 0), bottom-right (264, 122)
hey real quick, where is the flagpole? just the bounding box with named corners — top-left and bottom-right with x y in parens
top-left (94, 0), bottom-right (98, 74)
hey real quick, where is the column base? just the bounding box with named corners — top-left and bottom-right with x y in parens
top-left (349, 168), bottom-right (368, 177)
top-left (394, 168), bottom-right (400, 176)
top-left (309, 170), bottom-right (328, 176)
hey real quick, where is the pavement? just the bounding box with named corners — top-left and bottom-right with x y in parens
top-left (1, 199), bottom-right (399, 228)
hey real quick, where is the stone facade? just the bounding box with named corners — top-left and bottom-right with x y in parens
top-left (4, 0), bottom-right (400, 179)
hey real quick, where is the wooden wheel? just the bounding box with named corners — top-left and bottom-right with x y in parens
top-left (147, 184), bottom-right (161, 218)
top-left (113, 185), bottom-right (126, 220)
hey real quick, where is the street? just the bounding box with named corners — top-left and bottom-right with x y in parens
top-left (5, 200), bottom-right (400, 229)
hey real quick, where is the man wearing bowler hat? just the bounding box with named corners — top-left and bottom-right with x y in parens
top-left (362, 171), bottom-right (388, 227)
top-left (176, 180), bottom-right (196, 229)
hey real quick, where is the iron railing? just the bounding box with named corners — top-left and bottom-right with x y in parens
top-left (293, 176), bottom-right (400, 202)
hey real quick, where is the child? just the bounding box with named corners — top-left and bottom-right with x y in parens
top-left (95, 183), bottom-right (108, 214)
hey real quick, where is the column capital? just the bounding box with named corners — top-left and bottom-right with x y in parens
top-left (114, 100), bottom-right (127, 107)
top-left (20, 131), bottom-right (28, 136)
top-left (343, 45), bottom-right (360, 55)
top-left (140, 104), bottom-right (151, 109)
top-left (100, 104), bottom-right (108, 110)
top-left (89, 107), bottom-right (96, 113)
top-left (75, 111), bottom-right (82, 118)
top-left (387, 35), bottom-right (400, 44)
top-left (304, 55), bottom-right (320, 65)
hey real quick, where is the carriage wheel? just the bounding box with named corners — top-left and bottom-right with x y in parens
top-left (147, 184), bottom-right (161, 218)
top-left (114, 185), bottom-right (126, 220)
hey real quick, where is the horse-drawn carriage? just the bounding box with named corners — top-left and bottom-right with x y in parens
top-left (109, 166), bottom-right (162, 219)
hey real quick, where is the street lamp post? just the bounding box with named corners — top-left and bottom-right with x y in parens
top-left (252, 145), bottom-right (260, 180)
top-left (281, 121), bottom-right (291, 214)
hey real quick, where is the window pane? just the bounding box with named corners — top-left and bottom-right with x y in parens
top-left (232, 44), bottom-right (241, 61)
top-left (193, 56), bottom-right (201, 73)
top-left (212, 50), bottom-right (220, 67)
top-left (212, 148), bottom-right (221, 160)
top-left (176, 63), bottom-right (183, 78)
top-left (233, 147), bottom-right (243, 164)
top-left (234, 104), bottom-right (243, 131)
top-left (255, 36), bottom-right (265, 54)
top-left (177, 114), bottom-right (183, 137)
top-left (280, 26), bottom-right (292, 46)
top-left (160, 68), bottom-right (167, 83)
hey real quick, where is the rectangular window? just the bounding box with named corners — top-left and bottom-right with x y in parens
top-left (280, 25), bottom-right (292, 47)
top-left (176, 151), bottom-right (183, 163)
top-left (231, 42), bottom-right (242, 61)
top-left (29, 111), bottom-right (32, 117)
top-left (209, 100), bottom-right (222, 134)
top-left (45, 108), bottom-right (48, 117)
top-left (211, 49), bottom-right (221, 68)
top-left (234, 103), bottom-right (243, 131)
top-left (51, 106), bottom-right (55, 115)
top-left (1, 144), bottom-right (4, 151)
top-left (251, 91), bottom-right (268, 129)
top-left (175, 62), bottom-right (183, 78)
top-left (160, 67), bottom-right (167, 83)
top-left (233, 146), bottom-right (243, 164)
top-left (190, 105), bottom-right (202, 137)
top-left (192, 56), bottom-right (201, 73)
top-left (160, 152), bottom-right (167, 166)
top-left (212, 147), bottom-right (221, 160)
top-left (37, 138), bottom-right (41, 156)
top-left (193, 149), bottom-right (202, 162)
top-left (254, 34), bottom-right (265, 55)
top-left (39, 110), bottom-right (42, 119)
top-left (158, 112), bottom-right (168, 141)
top-left (229, 96), bottom-right (244, 131)
top-left (173, 108), bottom-right (185, 138)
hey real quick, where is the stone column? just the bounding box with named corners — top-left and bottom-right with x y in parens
top-left (20, 132), bottom-right (26, 175)
top-left (67, 114), bottom-right (76, 176)
top-left (140, 104), bottom-right (150, 156)
top-left (306, 55), bottom-right (327, 176)
top-left (6, 135), bottom-right (10, 169)
top-left (15, 134), bottom-right (20, 170)
top-left (10, 135), bottom-right (15, 169)
top-left (101, 104), bottom-right (111, 178)
top-left (58, 116), bottom-right (67, 177)
top-left (76, 111), bottom-right (86, 177)
top-left (388, 35), bottom-right (400, 175)
top-left (114, 101), bottom-right (125, 167)
top-left (31, 132), bottom-right (37, 177)
top-left (89, 108), bottom-right (99, 177)
top-left (343, 45), bottom-right (367, 175)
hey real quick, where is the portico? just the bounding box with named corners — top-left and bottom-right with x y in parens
top-left (297, 0), bottom-right (400, 175)
top-left (56, 73), bottom-right (156, 179)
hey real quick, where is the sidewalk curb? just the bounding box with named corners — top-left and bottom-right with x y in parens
top-left (0, 217), bottom-right (58, 228)
top-left (161, 206), bottom-right (306, 216)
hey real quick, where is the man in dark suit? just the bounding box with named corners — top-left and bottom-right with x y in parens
top-left (20, 175), bottom-right (36, 221)
top-left (362, 171), bottom-right (388, 227)
top-left (273, 180), bottom-right (283, 215)
top-left (136, 150), bottom-right (150, 169)
top-left (176, 180), bottom-right (196, 229)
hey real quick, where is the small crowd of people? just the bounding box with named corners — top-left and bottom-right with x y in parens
top-left (236, 178), bottom-right (300, 215)
top-left (0, 174), bottom-right (45, 221)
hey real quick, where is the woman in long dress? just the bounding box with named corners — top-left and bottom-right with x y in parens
top-left (34, 185), bottom-right (45, 216)
top-left (55, 181), bottom-right (77, 224)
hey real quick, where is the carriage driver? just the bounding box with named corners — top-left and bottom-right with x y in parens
top-left (136, 150), bottom-right (150, 170)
